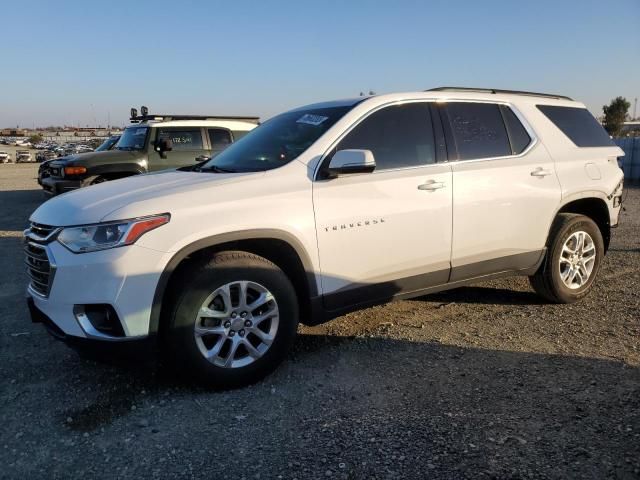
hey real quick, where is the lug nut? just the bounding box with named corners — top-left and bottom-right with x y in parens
top-left (224, 321), bottom-right (231, 328)
top-left (231, 312), bottom-right (237, 318)
top-left (241, 312), bottom-right (248, 318)
top-left (239, 329), bottom-right (245, 337)
top-left (229, 330), bottom-right (236, 337)
top-left (244, 320), bottom-right (252, 327)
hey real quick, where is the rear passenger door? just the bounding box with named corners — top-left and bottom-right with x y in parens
top-left (149, 127), bottom-right (207, 171)
top-left (440, 102), bottom-right (561, 280)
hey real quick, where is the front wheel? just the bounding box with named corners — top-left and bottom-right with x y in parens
top-left (164, 251), bottom-right (299, 388)
top-left (529, 213), bottom-right (604, 303)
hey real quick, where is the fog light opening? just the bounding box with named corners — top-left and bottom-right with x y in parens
top-left (73, 304), bottom-right (125, 338)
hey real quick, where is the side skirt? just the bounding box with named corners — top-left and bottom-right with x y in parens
top-left (304, 249), bottom-right (546, 326)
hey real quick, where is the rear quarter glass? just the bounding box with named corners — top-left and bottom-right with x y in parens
top-left (537, 105), bottom-right (614, 148)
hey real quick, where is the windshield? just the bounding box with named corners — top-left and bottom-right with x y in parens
top-left (116, 127), bottom-right (148, 151)
top-left (95, 136), bottom-right (119, 151)
top-left (201, 106), bottom-right (351, 173)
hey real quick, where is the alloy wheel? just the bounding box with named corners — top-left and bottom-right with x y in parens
top-left (194, 280), bottom-right (279, 368)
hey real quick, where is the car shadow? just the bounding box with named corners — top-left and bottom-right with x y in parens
top-left (414, 285), bottom-right (544, 306)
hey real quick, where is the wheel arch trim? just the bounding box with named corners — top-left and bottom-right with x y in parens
top-left (148, 229), bottom-right (317, 335)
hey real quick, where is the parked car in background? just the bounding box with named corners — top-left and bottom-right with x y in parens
top-left (14, 139), bottom-right (32, 147)
top-left (39, 108), bottom-right (259, 195)
top-left (25, 88), bottom-right (624, 387)
top-left (0, 151), bottom-right (11, 163)
top-left (15, 150), bottom-right (33, 162)
top-left (36, 150), bottom-right (57, 162)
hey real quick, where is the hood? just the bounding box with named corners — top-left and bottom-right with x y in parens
top-left (52, 149), bottom-right (142, 165)
top-left (30, 170), bottom-right (260, 226)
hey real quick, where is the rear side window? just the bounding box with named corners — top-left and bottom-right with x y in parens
top-left (537, 105), bottom-right (614, 147)
top-left (501, 106), bottom-right (531, 155)
top-left (157, 128), bottom-right (203, 151)
top-left (208, 128), bottom-right (233, 150)
top-left (231, 130), bottom-right (250, 141)
top-left (444, 103), bottom-right (511, 160)
top-left (335, 103), bottom-right (435, 170)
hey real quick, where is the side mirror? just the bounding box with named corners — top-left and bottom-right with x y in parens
top-left (155, 138), bottom-right (173, 158)
top-left (328, 149), bottom-right (376, 176)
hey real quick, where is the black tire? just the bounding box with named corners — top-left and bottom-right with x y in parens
top-left (81, 175), bottom-right (107, 187)
top-left (529, 213), bottom-right (604, 303)
top-left (163, 251), bottom-right (299, 389)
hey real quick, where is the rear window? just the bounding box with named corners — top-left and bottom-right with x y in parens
top-left (537, 105), bottom-right (614, 147)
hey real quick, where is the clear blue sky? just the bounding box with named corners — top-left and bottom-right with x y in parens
top-left (1, 0), bottom-right (638, 127)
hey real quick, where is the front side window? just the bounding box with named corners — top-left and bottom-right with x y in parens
top-left (444, 103), bottom-right (511, 160)
top-left (334, 103), bottom-right (436, 170)
top-left (157, 128), bottom-right (203, 151)
top-left (202, 106), bottom-right (351, 173)
top-left (116, 127), bottom-right (148, 151)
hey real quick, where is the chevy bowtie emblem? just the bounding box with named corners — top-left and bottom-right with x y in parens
top-left (324, 218), bottom-right (385, 232)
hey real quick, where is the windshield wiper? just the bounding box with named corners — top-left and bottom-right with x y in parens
top-left (201, 165), bottom-right (238, 173)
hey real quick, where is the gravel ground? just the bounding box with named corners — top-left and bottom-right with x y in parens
top-left (0, 164), bottom-right (638, 480)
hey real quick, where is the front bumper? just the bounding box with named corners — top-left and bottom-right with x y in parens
top-left (41, 176), bottom-right (82, 195)
top-left (28, 296), bottom-right (158, 357)
top-left (26, 240), bottom-right (170, 339)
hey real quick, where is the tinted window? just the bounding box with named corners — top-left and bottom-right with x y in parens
top-left (444, 103), bottom-right (511, 160)
top-left (335, 103), bottom-right (435, 170)
top-left (208, 128), bottom-right (232, 149)
top-left (157, 128), bottom-right (203, 151)
top-left (501, 106), bottom-right (531, 154)
top-left (537, 105), bottom-right (614, 147)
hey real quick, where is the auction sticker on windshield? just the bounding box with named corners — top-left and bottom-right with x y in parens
top-left (296, 114), bottom-right (329, 126)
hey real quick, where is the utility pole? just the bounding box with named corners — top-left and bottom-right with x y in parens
top-left (634, 97), bottom-right (637, 121)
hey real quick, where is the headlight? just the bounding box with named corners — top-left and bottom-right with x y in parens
top-left (57, 214), bottom-right (170, 253)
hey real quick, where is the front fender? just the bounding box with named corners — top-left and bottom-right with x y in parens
top-left (147, 229), bottom-right (318, 335)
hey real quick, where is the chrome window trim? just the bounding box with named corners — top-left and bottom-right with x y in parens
top-left (312, 97), bottom-right (539, 180)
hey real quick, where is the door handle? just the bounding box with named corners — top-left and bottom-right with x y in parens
top-left (530, 167), bottom-right (552, 177)
top-left (418, 180), bottom-right (445, 191)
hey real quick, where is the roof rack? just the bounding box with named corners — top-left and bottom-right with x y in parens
top-left (130, 114), bottom-right (260, 124)
top-left (426, 87), bottom-right (573, 101)
top-left (129, 107), bottom-right (259, 124)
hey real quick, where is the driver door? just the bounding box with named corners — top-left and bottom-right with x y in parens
top-left (313, 102), bottom-right (453, 312)
top-left (149, 127), bottom-right (207, 171)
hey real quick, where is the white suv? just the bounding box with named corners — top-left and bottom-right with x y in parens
top-left (25, 87), bottom-right (625, 387)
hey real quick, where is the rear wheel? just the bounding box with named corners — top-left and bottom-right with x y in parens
top-left (164, 251), bottom-right (299, 388)
top-left (529, 213), bottom-right (604, 303)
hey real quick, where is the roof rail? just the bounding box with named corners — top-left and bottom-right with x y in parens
top-left (426, 87), bottom-right (573, 101)
top-left (130, 113), bottom-right (260, 124)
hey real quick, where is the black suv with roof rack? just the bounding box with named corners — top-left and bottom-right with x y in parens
top-left (38, 107), bottom-right (259, 196)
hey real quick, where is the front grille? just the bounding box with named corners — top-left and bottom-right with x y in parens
top-left (24, 242), bottom-right (53, 296)
top-left (30, 222), bottom-right (57, 239)
top-left (24, 222), bottom-right (59, 297)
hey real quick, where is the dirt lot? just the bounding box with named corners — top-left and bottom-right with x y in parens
top-left (0, 163), bottom-right (638, 479)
